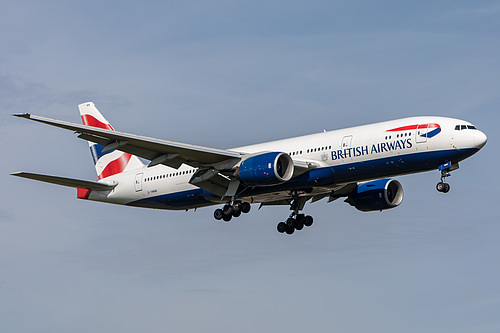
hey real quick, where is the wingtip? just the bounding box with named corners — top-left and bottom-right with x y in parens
top-left (10, 172), bottom-right (26, 178)
top-left (12, 113), bottom-right (31, 118)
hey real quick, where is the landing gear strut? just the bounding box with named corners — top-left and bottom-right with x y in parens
top-left (214, 201), bottom-right (251, 222)
top-left (436, 168), bottom-right (451, 193)
top-left (277, 191), bottom-right (314, 235)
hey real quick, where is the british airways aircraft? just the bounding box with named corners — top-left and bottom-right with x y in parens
top-left (12, 102), bottom-right (487, 234)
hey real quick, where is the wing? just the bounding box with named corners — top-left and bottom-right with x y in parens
top-left (13, 113), bottom-right (242, 170)
top-left (13, 113), bottom-right (321, 199)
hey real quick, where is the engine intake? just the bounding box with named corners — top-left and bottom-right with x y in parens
top-left (346, 178), bottom-right (404, 212)
top-left (238, 152), bottom-right (294, 186)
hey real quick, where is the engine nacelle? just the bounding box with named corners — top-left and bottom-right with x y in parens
top-left (238, 152), bottom-right (294, 186)
top-left (346, 179), bottom-right (404, 212)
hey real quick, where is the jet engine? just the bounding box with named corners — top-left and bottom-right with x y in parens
top-left (237, 152), bottom-right (294, 186)
top-left (346, 178), bottom-right (404, 212)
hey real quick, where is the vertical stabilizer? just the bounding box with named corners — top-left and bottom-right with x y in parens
top-left (78, 102), bottom-right (144, 179)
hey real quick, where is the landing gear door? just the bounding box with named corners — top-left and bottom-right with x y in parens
top-left (416, 124), bottom-right (428, 143)
top-left (134, 173), bottom-right (143, 192)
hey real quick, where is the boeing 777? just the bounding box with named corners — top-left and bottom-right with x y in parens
top-left (12, 102), bottom-right (487, 234)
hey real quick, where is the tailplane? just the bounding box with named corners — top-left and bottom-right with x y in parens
top-left (78, 102), bottom-right (144, 179)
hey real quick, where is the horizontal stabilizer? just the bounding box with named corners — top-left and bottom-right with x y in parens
top-left (11, 172), bottom-right (116, 191)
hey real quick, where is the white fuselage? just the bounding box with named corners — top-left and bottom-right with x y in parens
top-left (89, 116), bottom-right (487, 210)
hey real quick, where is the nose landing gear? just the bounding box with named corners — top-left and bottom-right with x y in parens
top-left (436, 181), bottom-right (450, 193)
top-left (436, 162), bottom-right (457, 193)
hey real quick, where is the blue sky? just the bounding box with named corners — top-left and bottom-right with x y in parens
top-left (1, 1), bottom-right (499, 332)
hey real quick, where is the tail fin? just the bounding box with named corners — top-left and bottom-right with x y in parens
top-left (78, 102), bottom-right (144, 179)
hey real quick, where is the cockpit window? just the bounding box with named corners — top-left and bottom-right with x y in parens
top-left (455, 124), bottom-right (478, 131)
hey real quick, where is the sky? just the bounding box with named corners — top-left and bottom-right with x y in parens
top-left (1, 1), bottom-right (500, 332)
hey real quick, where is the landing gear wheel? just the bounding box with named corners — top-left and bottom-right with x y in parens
top-left (285, 226), bottom-right (295, 235)
top-left (241, 202), bottom-right (251, 214)
top-left (214, 209), bottom-right (224, 220)
top-left (232, 203), bottom-right (242, 217)
top-left (277, 222), bottom-right (287, 233)
top-left (295, 221), bottom-right (304, 230)
top-left (223, 204), bottom-right (233, 216)
top-left (436, 182), bottom-right (450, 193)
top-left (222, 214), bottom-right (232, 222)
top-left (304, 215), bottom-right (313, 227)
top-left (286, 217), bottom-right (295, 228)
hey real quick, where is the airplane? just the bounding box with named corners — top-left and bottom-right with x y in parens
top-left (12, 102), bottom-right (487, 234)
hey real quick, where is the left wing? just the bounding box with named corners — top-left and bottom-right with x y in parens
top-left (13, 113), bottom-right (242, 170)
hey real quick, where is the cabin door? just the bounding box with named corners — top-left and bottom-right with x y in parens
top-left (134, 173), bottom-right (143, 192)
top-left (416, 124), bottom-right (428, 143)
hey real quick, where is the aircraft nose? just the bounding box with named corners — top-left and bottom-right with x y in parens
top-left (473, 130), bottom-right (487, 149)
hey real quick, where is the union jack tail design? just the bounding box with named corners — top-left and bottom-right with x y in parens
top-left (78, 102), bottom-right (144, 179)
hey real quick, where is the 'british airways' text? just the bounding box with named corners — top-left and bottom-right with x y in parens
top-left (331, 138), bottom-right (413, 161)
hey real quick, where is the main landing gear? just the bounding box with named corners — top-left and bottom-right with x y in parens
top-left (277, 190), bottom-right (314, 235)
top-left (213, 201), bottom-right (251, 222)
top-left (277, 213), bottom-right (313, 235)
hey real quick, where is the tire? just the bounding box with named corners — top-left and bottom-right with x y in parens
top-left (286, 217), bottom-right (295, 228)
top-left (443, 183), bottom-right (450, 193)
top-left (222, 214), bottom-right (232, 222)
top-left (277, 222), bottom-right (287, 233)
top-left (304, 215), bottom-right (313, 227)
top-left (285, 226), bottom-right (295, 235)
top-left (295, 221), bottom-right (304, 230)
top-left (436, 182), bottom-right (444, 192)
top-left (241, 202), bottom-right (251, 214)
top-left (223, 204), bottom-right (233, 216)
top-left (232, 209), bottom-right (242, 218)
top-left (214, 209), bottom-right (224, 220)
